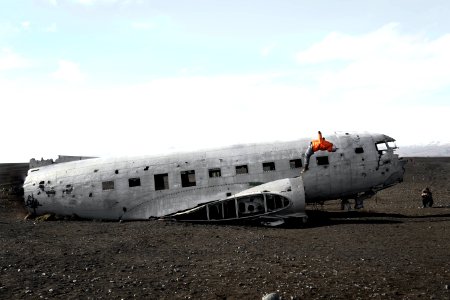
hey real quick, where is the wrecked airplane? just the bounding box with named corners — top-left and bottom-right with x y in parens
top-left (23, 132), bottom-right (406, 225)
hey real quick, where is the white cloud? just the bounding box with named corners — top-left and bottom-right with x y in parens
top-left (0, 69), bottom-right (449, 162)
top-left (0, 48), bottom-right (31, 71)
top-left (295, 23), bottom-right (450, 107)
top-left (1, 24), bottom-right (450, 162)
top-left (296, 23), bottom-right (406, 64)
top-left (51, 59), bottom-right (85, 83)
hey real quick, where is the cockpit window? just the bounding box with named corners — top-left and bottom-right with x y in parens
top-left (387, 141), bottom-right (397, 149)
top-left (376, 142), bottom-right (388, 151)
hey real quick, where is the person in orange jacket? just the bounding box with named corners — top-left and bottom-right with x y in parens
top-left (303, 131), bottom-right (337, 172)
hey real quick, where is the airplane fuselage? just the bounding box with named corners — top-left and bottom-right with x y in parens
top-left (23, 132), bottom-right (406, 222)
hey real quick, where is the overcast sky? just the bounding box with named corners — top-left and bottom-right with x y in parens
top-left (1, 0), bottom-right (450, 162)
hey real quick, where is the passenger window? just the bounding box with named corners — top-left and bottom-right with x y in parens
top-left (209, 168), bottom-right (221, 178)
top-left (128, 178), bottom-right (141, 187)
top-left (316, 156), bottom-right (329, 165)
top-left (289, 159), bottom-right (302, 169)
top-left (262, 162), bottom-right (276, 172)
top-left (102, 181), bottom-right (115, 190)
top-left (154, 173), bottom-right (169, 190)
top-left (181, 170), bottom-right (196, 187)
top-left (235, 165), bottom-right (248, 175)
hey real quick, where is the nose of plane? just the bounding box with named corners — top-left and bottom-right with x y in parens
top-left (387, 157), bottom-right (407, 185)
top-left (399, 157), bottom-right (408, 170)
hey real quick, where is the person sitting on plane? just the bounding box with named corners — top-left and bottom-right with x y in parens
top-left (303, 131), bottom-right (337, 172)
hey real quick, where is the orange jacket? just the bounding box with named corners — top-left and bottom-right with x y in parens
top-left (311, 131), bottom-right (334, 152)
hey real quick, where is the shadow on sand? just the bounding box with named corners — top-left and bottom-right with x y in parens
top-left (281, 210), bottom-right (450, 229)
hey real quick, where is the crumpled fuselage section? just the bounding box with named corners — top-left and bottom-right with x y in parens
top-left (167, 177), bottom-right (306, 225)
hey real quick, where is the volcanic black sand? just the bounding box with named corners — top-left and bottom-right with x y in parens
top-left (1, 157), bottom-right (450, 299)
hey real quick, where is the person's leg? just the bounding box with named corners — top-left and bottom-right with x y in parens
top-left (303, 145), bottom-right (313, 171)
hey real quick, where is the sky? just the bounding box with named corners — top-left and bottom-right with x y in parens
top-left (1, 0), bottom-right (450, 162)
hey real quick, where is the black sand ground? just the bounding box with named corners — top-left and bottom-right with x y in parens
top-left (1, 157), bottom-right (449, 299)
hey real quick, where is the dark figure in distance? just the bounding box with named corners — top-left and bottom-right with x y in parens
top-left (421, 187), bottom-right (433, 208)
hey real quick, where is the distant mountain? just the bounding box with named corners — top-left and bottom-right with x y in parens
top-left (397, 143), bottom-right (450, 157)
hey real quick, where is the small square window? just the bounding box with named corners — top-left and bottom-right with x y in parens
top-left (209, 168), bottom-right (221, 178)
top-left (289, 159), bottom-right (302, 169)
top-left (181, 170), bottom-right (196, 187)
top-left (102, 181), bottom-right (115, 190)
top-left (154, 173), bottom-right (169, 190)
top-left (235, 165), bottom-right (248, 175)
top-left (262, 162), bottom-right (276, 172)
top-left (316, 156), bottom-right (329, 165)
top-left (355, 147), bottom-right (364, 154)
top-left (128, 178), bottom-right (141, 187)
